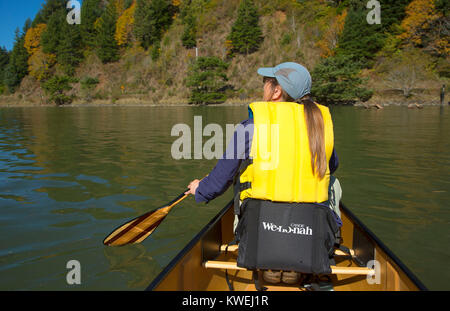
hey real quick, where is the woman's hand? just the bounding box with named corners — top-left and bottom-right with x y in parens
top-left (185, 179), bottom-right (200, 196)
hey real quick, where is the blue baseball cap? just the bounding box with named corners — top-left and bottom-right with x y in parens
top-left (257, 62), bottom-right (312, 100)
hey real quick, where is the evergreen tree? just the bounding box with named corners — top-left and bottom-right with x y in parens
top-left (35, 0), bottom-right (66, 24)
top-left (42, 75), bottom-right (77, 105)
top-left (311, 54), bottom-right (373, 105)
top-left (80, 76), bottom-right (99, 102)
top-left (80, 0), bottom-right (103, 49)
top-left (41, 7), bottom-right (83, 75)
top-left (4, 27), bottom-right (30, 92)
top-left (336, 5), bottom-right (384, 68)
top-left (379, 0), bottom-right (413, 33)
top-left (134, 0), bottom-right (175, 50)
top-left (31, 0), bottom-right (66, 30)
top-left (186, 56), bottom-right (229, 105)
top-left (58, 21), bottom-right (83, 75)
top-left (336, 0), bottom-right (412, 68)
top-left (227, 0), bottom-right (263, 56)
top-left (41, 8), bottom-right (66, 55)
top-left (124, 0), bottom-right (134, 10)
top-left (0, 47), bottom-right (9, 82)
top-left (97, 2), bottom-right (120, 63)
top-left (435, 0), bottom-right (449, 15)
top-left (23, 18), bottom-right (32, 34)
top-left (151, 40), bottom-right (161, 61)
top-left (181, 9), bottom-right (197, 49)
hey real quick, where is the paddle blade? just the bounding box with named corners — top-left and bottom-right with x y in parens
top-left (103, 206), bottom-right (171, 247)
top-left (103, 190), bottom-right (190, 247)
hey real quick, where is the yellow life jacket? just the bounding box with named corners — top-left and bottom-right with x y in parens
top-left (239, 101), bottom-right (334, 203)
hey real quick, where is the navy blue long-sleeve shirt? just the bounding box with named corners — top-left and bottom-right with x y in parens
top-left (195, 117), bottom-right (339, 203)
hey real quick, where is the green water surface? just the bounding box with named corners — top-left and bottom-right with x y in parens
top-left (0, 105), bottom-right (448, 290)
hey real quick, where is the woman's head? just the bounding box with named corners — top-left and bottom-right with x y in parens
top-left (259, 63), bottom-right (327, 180)
top-left (258, 62), bottom-right (312, 100)
top-left (262, 76), bottom-right (295, 102)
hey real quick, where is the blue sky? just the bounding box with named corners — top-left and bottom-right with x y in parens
top-left (0, 1), bottom-right (86, 51)
top-left (0, 0), bottom-right (46, 50)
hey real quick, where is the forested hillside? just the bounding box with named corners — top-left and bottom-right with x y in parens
top-left (0, 0), bottom-right (448, 106)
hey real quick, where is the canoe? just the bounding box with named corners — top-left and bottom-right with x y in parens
top-left (146, 199), bottom-right (427, 291)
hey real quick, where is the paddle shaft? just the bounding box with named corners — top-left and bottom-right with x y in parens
top-left (104, 175), bottom-right (206, 246)
top-left (121, 189), bottom-right (190, 244)
top-left (103, 189), bottom-right (190, 246)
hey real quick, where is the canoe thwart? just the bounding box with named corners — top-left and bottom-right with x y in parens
top-left (203, 260), bottom-right (374, 276)
top-left (219, 244), bottom-right (355, 257)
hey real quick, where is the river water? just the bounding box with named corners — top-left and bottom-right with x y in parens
top-left (0, 105), bottom-right (448, 290)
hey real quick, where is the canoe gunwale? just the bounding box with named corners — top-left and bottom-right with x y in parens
top-left (339, 203), bottom-right (428, 291)
top-left (146, 200), bottom-right (234, 291)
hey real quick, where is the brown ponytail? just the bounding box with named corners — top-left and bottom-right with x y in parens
top-left (265, 77), bottom-right (327, 179)
top-left (300, 96), bottom-right (327, 179)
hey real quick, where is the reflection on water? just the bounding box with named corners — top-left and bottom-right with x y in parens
top-left (0, 106), bottom-right (448, 290)
top-left (103, 244), bottom-right (160, 289)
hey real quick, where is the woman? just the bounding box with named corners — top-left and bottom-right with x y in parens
top-left (186, 62), bottom-right (341, 285)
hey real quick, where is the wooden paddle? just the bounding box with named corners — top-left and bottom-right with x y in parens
top-left (103, 189), bottom-right (189, 247)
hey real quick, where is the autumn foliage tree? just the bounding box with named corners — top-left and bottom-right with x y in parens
top-left (25, 23), bottom-right (55, 81)
top-left (24, 24), bottom-right (47, 56)
top-left (316, 10), bottom-right (347, 58)
top-left (28, 50), bottom-right (56, 81)
top-left (398, 0), bottom-right (449, 56)
top-left (115, 0), bottom-right (136, 47)
top-left (398, 0), bottom-right (439, 45)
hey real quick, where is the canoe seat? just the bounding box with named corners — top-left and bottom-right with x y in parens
top-left (219, 244), bottom-right (356, 257)
top-left (203, 260), bottom-right (375, 276)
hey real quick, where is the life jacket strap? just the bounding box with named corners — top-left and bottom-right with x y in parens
top-left (225, 269), bottom-right (234, 291)
top-left (233, 159), bottom-right (253, 216)
top-left (224, 236), bottom-right (240, 291)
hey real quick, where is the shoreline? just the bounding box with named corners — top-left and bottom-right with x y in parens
top-left (0, 97), bottom-right (253, 108)
top-left (0, 96), bottom-right (447, 108)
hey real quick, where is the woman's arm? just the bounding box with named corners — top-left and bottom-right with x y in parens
top-left (186, 119), bottom-right (254, 202)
